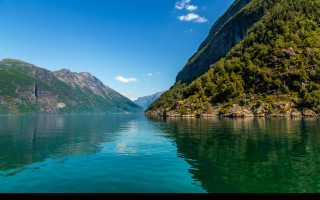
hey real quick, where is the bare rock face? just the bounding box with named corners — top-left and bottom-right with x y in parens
top-left (37, 92), bottom-right (58, 112)
top-left (291, 111), bottom-right (302, 117)
top-left (272, 102), bottom-right (291, 110)
top-left (53, 69), bottom-right (110, 98)
top-left (281, 47), bottom-right (296, 58)
top-left (302, 108), bottom-right (317, 117)
top-left (175, 0), bottom-right (261, 84)
top-left (57, 103), bottom-right (66, 109)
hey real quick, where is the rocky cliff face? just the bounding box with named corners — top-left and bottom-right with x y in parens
top-left (197, 0), bottom-right (252, 51)
top-left (147, 0), bottom-right (320, 118)
top-left (54, 68), bottom-right (113, 99)
top-left (0, 58), bottom-right (143, 114)
top-left (176, 0), bottom-right (266, 84)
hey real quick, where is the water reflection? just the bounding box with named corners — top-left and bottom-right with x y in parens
top-left (148, 116), bottom-right (320, 193)
top-left (0, 114), bottom-right (143, 172)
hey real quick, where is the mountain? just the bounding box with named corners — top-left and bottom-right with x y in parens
top-left (176, 0), bottom-right (255, 85)
top-left (146, 0), bottom-right (320, 117)
top-left (134, 91), bottom-right (166, 110)
top-left (0, 58), bottom-right (143, 114)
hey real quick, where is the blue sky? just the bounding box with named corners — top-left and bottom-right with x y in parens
top-left (0, 0), bottom-right (234, 101)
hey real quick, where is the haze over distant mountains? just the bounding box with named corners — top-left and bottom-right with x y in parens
top-left (134, 91), bottom-right (166, 110)
top-left (0, 58), bottom-right (143, 114)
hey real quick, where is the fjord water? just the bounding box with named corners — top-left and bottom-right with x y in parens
top-left (1, 115), bottom-right (320, 193)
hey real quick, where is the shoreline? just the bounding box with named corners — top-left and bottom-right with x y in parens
top-left (145, 102), bottom-right (320, 118)
top-left (145, 112), bottom-right (320, 118)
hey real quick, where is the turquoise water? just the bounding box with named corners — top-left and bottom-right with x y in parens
top-left (0, 114), bottom-right (320, 193)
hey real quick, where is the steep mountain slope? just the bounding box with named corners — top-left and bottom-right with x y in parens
top-left (0, 58), bottom-right (143, 114)
top-left (176, 0), bottom-right (266, 84)
top-left (147, 0), bottom-right (320, 117)
top-left (133, 91), bottom-right (166, 110)
top-left (197, 0), bottom-right (253, 52)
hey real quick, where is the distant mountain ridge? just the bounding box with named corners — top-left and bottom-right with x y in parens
top-left (0, 58), bottom-right (143, 114)
top-left (134, 91), bottom-right (166, 110)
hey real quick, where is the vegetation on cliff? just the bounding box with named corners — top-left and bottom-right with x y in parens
top-left (134, 91), bottom-right (166, 110)
top-left (146, 0), bottom-right (320, 117)
top-left (0, 59), bottom-right (143, 114)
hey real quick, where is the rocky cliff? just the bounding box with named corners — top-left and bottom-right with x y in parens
top-left (0, 58), bottom-right (143, 114)
top-left (146, 0), bottom-right (320, 118)
top-left (176, 0), bottom-right (257, 84)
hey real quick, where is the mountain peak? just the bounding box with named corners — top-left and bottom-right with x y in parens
top-left (55, 68), bottom-right (72, 74)
top-left (0, 58), bottom-right (36, 68)
top-left (0, 58), bottom-right (143, 114)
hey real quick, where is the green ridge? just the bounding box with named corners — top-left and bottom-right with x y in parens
top-left (0, 59), bottom-right (143, 114)
top-left (147, 0), bottom-right (320, 117)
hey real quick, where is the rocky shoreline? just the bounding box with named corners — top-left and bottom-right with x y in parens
top-left (145, 102), bottom-right (320, 118)
top-left (145, 112), bottom-right (320, 118)
top-left (145, 111), bottom-right (320, 118)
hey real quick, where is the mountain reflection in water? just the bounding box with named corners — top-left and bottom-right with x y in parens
top-left (148, 116), bottom-right (320, 193)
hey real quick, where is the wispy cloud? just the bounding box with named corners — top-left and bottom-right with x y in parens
top-left (178, 13), bottom-right (199, 21)
top-left (186, 5), bottom-right (198, 11)
top-left (195, 17), bottom-right (208, 23)
top-left (147, 73), bottom-right (152, 76)
top-left (175, 0), bottom-right (191, 10)
top-left (175, 0), bottom-right (208, 23)
top-left (115, 75), bottom-right (138, 83)
top-left (121, 91), bottom-right (134, 96)
top-left (185, 29), bottom-right (194, 33)
top-left (178, 13), bottom-right (208, 23)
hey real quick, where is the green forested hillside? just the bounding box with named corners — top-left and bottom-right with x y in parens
top-left (147, 0), bottom-right (320, 117)
top-left (0, 59), bottom-right (143, 114)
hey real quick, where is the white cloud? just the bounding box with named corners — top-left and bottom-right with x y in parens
top-left (195, 17), bottom-right (208, 23)
top-left (186, 5), bottom-right (198, 11)
top-left (174, 1), bottom-right (207, 23)
top-left (115, 75), bottom-right (138, 83)
top-left (175, 0), bottom-right (191, 10)
top-left (147, 73), bottom-right (152, 76)
top-left (178, 13), bottom-right (208, 23)
top-left (178, 13), bottom-right (199, 21)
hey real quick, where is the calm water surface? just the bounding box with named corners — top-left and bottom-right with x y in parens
top-left (0, 114), bottom-right (320, 193)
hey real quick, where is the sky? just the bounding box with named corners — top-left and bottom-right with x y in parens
top-left (0, 0), bottom-right (234, 101)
